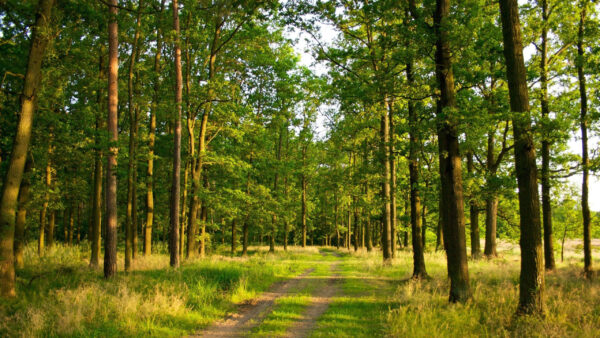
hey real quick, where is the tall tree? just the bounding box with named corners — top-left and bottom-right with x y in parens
top-left (499, 0), bottom-right (545, 314)
top-left (0, 0), bottom-right (55, 297)
top-left (104, 0), bottom-right (119, 279)
top-left (434, 0), bottom-right (471, 303)
top-left (577, 0), bottom-right (592, 279)
top-left (170, 0), bottom-right (183, 268)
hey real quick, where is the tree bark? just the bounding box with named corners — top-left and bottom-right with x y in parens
top-left (434, 0), bottom-right (471, 303)
top-left (104, 0), bottom-right (119, 279)
top-left (499, 0), bottom-right (545, 314)
top-left (0, 0), bottom-right (55, 297)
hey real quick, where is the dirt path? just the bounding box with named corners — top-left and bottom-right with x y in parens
top-left (196, 268), bottom-right (315, 338)
top-left (284, 261), bottom-right (341, 338)
top-left (196, 249), bottom-right (344, 338)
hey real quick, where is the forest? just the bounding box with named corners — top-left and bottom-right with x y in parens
top-left (0, 0), bottom-right (599, 336)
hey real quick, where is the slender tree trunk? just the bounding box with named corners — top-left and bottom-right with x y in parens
top-left (353, 197), bottom-right (359, 252)
top-left (538, 0), bottom-right (555, 271)
top-left (77, 202), bottom-right (82, 244)
top-left (380, 103), bottom-right (392, 262)
top-left (335, 192), bottom-right (340, 249)
top-left (434, 0), bottom-right (471, 302)
top-left (0, 0), bottom-right (54, 297)
top-left (48, 211), bottom-right (55, 249)
top-left (242, 220), bottom-right (249, 256)
top-left (388, 101), bottom-right (397, 258)
top-left (407, 62), bottom-right (427, 278)
top-left (180, 160), bottom-right (188, 258)
top-left (467, 153), bottom-right (481, 259)
top-left (39, 142), bottom-right (52, 256)
top-left (169, 0), bottom-right (182, 268)
top-left (14, 159), bottom-right (32, 269)
top-left (145, 1), bottom-right (164, 257)
top-left (189, 25), bottom-right (219, 257)
top-left (199, 176), bottom-right (208, 257)
top-left (231, 219), bottom-right (236, 254)
top-left (422, 191), bottom-right (427, 249)
top-left (104, 0), bottom-right (119, 279)
top-left (483, 132), bottom-right (498, 257)
top-left (301, 145), bottom-right (307, 247)
top-left (499, 0), bottom-right (545, 314)
top-left (577, 1), bottom-right (592, 278)
top-left (68, 205), bottom-right (74, 245)
top-left (91, 50), bottom-right (105, 266)
top-left (125, 0), bottom-right (143, 271)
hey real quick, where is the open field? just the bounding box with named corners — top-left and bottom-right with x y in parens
top-left (0, 241), bottom-right (599, 337)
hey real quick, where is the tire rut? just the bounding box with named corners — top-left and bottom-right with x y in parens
top-left (195, 268), bottom-right (315, 338)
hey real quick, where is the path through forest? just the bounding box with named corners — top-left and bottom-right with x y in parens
top-left (197, 249), bottom-right (342, 337)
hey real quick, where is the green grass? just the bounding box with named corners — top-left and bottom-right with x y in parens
top-left (1, 242), bottom-right (599, 337)
top-left (0, 243), bottom-right (316, 337)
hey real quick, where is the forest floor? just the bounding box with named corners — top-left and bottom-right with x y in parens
top-left (1, 241), bottom-right (599, 337)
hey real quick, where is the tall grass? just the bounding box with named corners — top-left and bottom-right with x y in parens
top-left (0, 243), bottom-right (312, 337)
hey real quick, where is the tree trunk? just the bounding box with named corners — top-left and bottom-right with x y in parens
top-left (40, 142), bottom-right (52, 256)
top-left (169, 0), bottom-right (182, 268)
top-left (145, 1), bottom-right (164, 257)
top-left (388, 101), bottom-right (397, 258)
top-left (104, 0), bottom-right (119, 279)
top-left (577, 1), bottom-right (592, 278)
top-left (435, 0), bottom-right (471, 303)
top-left (335, 192), bottom-right (340, 249)
top-left (14, 159), bottom-right (32, 269)
top-left (231, 219), bottom-right (236, 254)
top-left (199, 175), bottom-right (208, 257)
top-left (353, 197), bottom-right (359, 252)
top-left (242, 220), bottom-right (249, 256)
top-left (380, 104), bottom-right (392, 262)
top-left (538, 0), bottom-right (555, 271)
top-left (91, 49), bottom-right (105, 266)
top-left (499, 0), bottom-right (545, 314)
top-left (301, 147), bottom-right (307, 247)
top-left (125, 0), bottom-right (143, 271)
top-left (0, 0), bottom-right (54, 297)
top-left (48, 211), bottom-right (55, 249)
top-left (467, 153), bottom-right (481, 259)
top-left (68, 205), bottom-right (74, 245)
top-left (407, 62), bottom-right (427, 278)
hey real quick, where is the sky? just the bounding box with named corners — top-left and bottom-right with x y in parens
top-left (284, 17), bottom-right (600, 212)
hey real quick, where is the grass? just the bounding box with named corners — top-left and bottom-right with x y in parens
top-left (1, 241), bottom-right (599, 337)
top-left (0, 243), bottom-right (315, 337)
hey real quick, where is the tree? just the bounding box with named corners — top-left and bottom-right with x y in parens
top-left (434, 0), bottom-right (471, 303)
top-left (170, 0), bottom-right (183, 268)
top-left (499, 0), bottom-right (545, 314)
top-left (577, 0), bottom-right (592, 278)
top-left (104, 0), bottom-right (119, 279)
top-left (0, 0), bottom-right (55, 297)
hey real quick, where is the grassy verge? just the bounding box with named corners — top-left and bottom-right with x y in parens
top-left (0, 243), bottom-right (316, 337)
